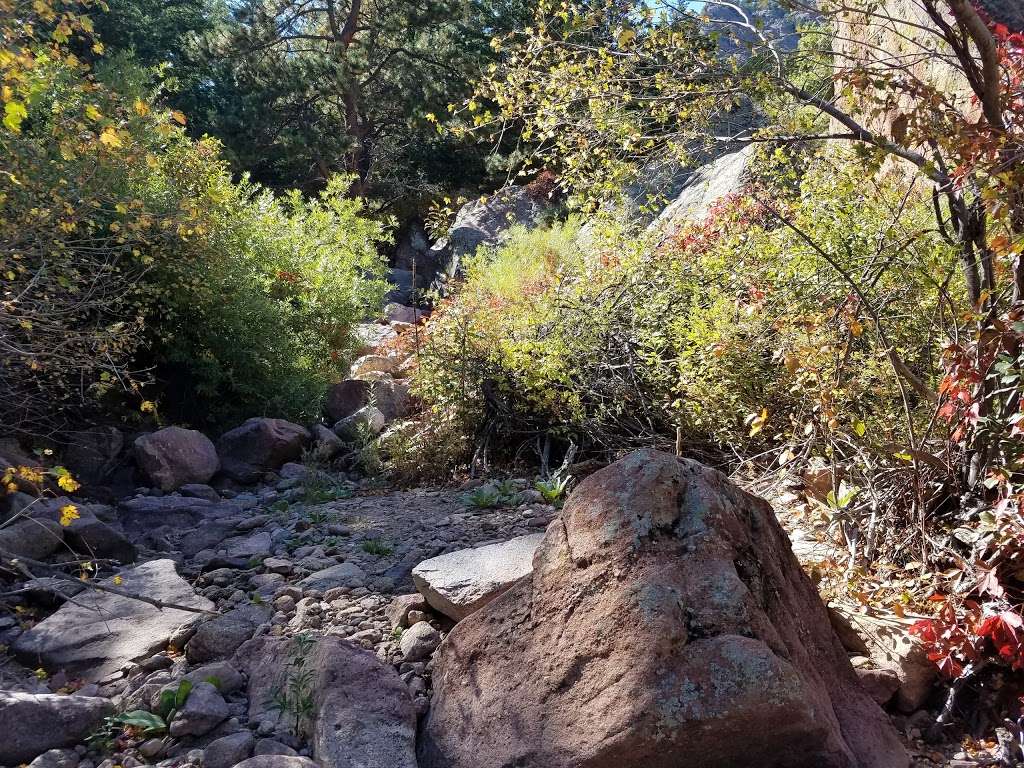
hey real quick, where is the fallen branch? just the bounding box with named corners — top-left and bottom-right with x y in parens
top-left (0, 550), bottom-right (218, 616)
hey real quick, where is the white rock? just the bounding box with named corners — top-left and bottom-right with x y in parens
top-left (412, 534), bottom-right (544, 621)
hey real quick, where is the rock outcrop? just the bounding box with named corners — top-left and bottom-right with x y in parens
top-left (217, 419), bottom-right (311, 483)
top-left (420, 449), bottom-right (908, 768)
top-left (412, 533), bottom-right (544, 621)
top-left (13, 559), bottom-right (214, 682)
top-left (134, 426), bottom-right (219, 491)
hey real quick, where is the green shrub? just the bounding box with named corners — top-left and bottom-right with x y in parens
top-left (410, 149), bottom-right (957, 479)
top-left (1, 22), bottom-right (389, 435)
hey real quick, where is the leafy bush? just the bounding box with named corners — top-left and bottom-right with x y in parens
top-left (411, 150), bottom-right (957, 517)
top-left (1, 2), bottom-right (389, 434)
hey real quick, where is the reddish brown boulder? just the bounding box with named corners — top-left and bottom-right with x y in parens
top-left (134, 426), bottom-right (219, 491)
top-left (420, 449), bottom-right (907, 768)
top-left (216, 418), bottom-right (310, 483)
top-left (324, 379), bottom-right (371, 422)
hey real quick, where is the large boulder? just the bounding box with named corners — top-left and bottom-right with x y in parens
top-left (134, 427), bottom-right (219, 491)
top-left (412, 533), bottom-right (544, 621)
top-left (0, 691), bottom-right (113, 764)
top-left (235, 635), bottom-right (417, 768)
top-left (216, 419), bottom-right (311, 484)
top-left (437, 184), bottom-right (557, 281)
top-left (648, 146), bottom-right (753, 239)
top-left (324, 380), bottom-right (371, 422)
top-left (13, 559), bottom-right (214, 682)
top-left (419, 450), bottom-right (907, 768)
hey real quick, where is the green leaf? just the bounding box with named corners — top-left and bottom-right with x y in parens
top-left (114, 710), bottom-right (167, 734)
top-left (3, 101), bottom-right (27, 133)
top-left (175, 679), bottom-right (193, 709)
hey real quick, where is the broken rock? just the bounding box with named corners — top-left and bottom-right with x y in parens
top-left (412, 533), bottom-right (543, 621)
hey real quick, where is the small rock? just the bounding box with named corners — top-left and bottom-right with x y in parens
top-left (855, 667), bottom-right (901, 706)
top-left (231, 757), bottom-right (317, 768)
top-left (181, 484), bottom-right (222, 502)
top-left (203, 731), bottom-right (254, 768)
top-left (168, 682), bottom-right (229, 737)
top-left (187, 605), bottom-right (269, 663)
top-left (298, 562), bottom-right (366, 592)
top-left (399, 621), bottom-right (440, 662)
top-left (385, 594), bottom-right (428, 629)
top-left (139, 739), bottom-right (166, 759)
top-left (254, 740), bottom-right (297, 757)
top-left (28, 749), bottom-right (80, 768)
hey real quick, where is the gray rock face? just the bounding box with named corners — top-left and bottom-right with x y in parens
top-left (135, 427), bottom-right (220, 491)
top-left (187, 605), bottom-right (269, 664)
top-left (649, 146), bottom-right (753, 238)
top-left (383, 303), bottom-right (420, 325)
top-left (13, 559), bottom-right (214, 682)
top-left (28, 748), bottom-right (80, 768)
top-left (0, 517), bottom-right (63, 560)
top-left (399, 621), bottom-right (440, 662)
top-left (297, 562), bottom-right (366, 592)
top-left (0, 691), bottom-right (113, 764)
top-left (204, 731), bottom-right (255, 768)
top-left (442, 186), bottom-right (555, 278)
top-left (217, 419), bottom-right (311, 484)
top-left (168, 681), bottom-right (229, 737)
top-left (412, 533), bottom-right (544, 620)
top-left (236, 635), bottom-right (416, 768)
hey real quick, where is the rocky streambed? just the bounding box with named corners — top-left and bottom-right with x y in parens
top-left (0, 432), bottom-right (981, 768)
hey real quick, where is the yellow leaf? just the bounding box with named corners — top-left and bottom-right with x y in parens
top-left (112, 575), bottom-right (123, 586)
top-left (84, 104), bottom-right (102, 121)
top-left (170, 110), bottom-right (187, 125)
top-left (133, 99), bottom-right (149, 117)
top-left (747, 408), bottom-right (768, 437)
top-left (3, 101), bottom-right (27, 133)
top-left (617, 27), bottom-right (636, 47)
top-left (59, 504), bottom-right (80, 527)
top-left (850, 319), bottom-right (863, 336)
top-left (99, 127), bottom-right (122, 147)
top-left (91, 42), bottom-right (104, 54)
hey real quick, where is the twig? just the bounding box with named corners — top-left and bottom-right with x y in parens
top-left (1, 551), bottom-right (218, 616)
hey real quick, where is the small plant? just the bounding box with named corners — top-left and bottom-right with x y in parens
top-left (464, 486), bottom-right (503, 509)
top-left (267, 633), bottom-right (317, 735)
top-left (301, 468), bottom-right (352, 505)
top-left (269, 499), bottom-right (291, 515)
top-left (90, 680), bottom-right (192, 749)
top-left (361, 539), bottom-right (393, 557)
top-left (391, 625), bottom-right (404, 640)
top-left (535, 474), bottom-right (571, 507)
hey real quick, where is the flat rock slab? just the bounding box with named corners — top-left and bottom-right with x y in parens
top-left (13, 559), bottom-right (214, 682)
top-left (412, 533), bottom-right (544, 621)
top-left (0, 691), bottom-right (113, 764)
